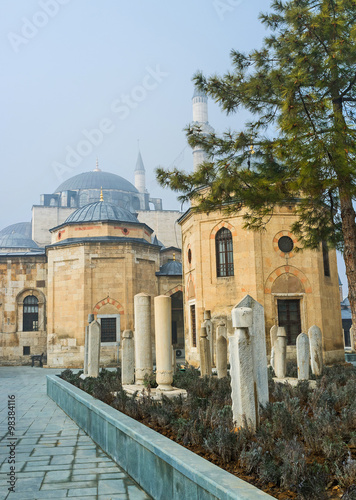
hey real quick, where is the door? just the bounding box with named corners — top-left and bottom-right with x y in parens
top-left (277, 299), bottom-right (301, 345)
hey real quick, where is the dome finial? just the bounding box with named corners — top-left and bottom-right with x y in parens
top-left (94, 158), bottom-right (101, 172)
top-left (173, 252), bottom-right (176, 261)
top-left (100, 186), bottom-right (104, 202)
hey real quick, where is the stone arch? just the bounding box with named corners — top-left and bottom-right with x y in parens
top-left (16, 288), bottom-right (46, 332)
top-left (93, 296), bottom-right (124, 316)
top-left (210, 220), bottom-right (237, 240)
top-left (165, 284), bottom-right (183, 297)
top-left (264, 266), bottom-right (312, 294)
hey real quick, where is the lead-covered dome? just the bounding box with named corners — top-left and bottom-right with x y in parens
top-left (0, 222), bottom-right (40, 250)
top-left (65, 201), bottom-right (138, 224)
top-left (54, 170), bottom-right (138, 194)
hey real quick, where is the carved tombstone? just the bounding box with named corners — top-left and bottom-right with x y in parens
top-left (234, 295), bottom-right (269, 407)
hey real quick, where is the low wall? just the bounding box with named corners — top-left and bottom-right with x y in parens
top-left (47, 375), bottom-right (273, 500)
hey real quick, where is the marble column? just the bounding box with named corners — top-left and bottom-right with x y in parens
top-left (154, 295), bottom-right (173, 391)
top-left (134, 293), bottom-right (153, 385)
top-left (122, 330), bottom-right (135, 385)
top-left (87, 320), bottom-right (101, 378)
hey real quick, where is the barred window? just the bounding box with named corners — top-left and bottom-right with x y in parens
top-left (23, 296), bottom-right (39, 331)
top-left (215, 228), bottom-right (234, 277)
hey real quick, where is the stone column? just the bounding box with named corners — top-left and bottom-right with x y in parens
top-left (87, 320), bottom-right (101, 378)
top-left (270, 325), bottom-right (278, 371)
top-left (83, 326), bottom-right (89, 376)
top-left (199, 326), bottom-right (211, 377)
top-left (308, 325), bottom-right (323, 376)
top-left (230, 307), bottom-right (258, 431)
top-left (154, 295), bottom-right (173, 391)
top-left (134, 293), bottom-right (153, 385)
top-left (296, 333), bottom-right (310, 380)
top-left (350, 325), bottom-right (356, 352)
top-left (274, 327), bottom-right (287, 379)
top-left (204, 310), bottom-right (214, 366)
top-left (122, 330), bottom-right (135, 385)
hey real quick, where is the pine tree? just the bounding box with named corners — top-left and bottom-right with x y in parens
top-left (157, 0), bottom-right (356, 327)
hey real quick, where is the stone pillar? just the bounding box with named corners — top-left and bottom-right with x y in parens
top-left (296, 333), bottom-right (310, 380)
top-left (204, 310), bottom-right (214, 366)
top-left (308, 325), bottom-right (323, 376)
top-left (154, 295), bottom-right (173, 391)
top-left (216, 335), bottom-right (227, 379)
top-left (199, 326), bottom-right (212, 377)
top-left (122, 330), bottom-right (135, 385)
top-left (230, 307), bottom-right (258, 431)
top-left (274, 327), bottom-right (287, 379)
top-left (234, 295), bottom-right (269, 407)
top-left (350, 325), bottom-right (356, 352)
top-left (270, 325), bottom-right (278, 371)
top-left (134, 293), bottom-right (153, 385)
top-left (87, 320), bottom-right (101, 378)
top-left (83, 326), bottom-right (89, 376)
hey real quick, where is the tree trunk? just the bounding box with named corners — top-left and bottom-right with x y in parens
top-left (339, 190), bottom-right (356, 329)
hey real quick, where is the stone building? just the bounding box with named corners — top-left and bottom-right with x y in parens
top-left (178, 89), bottom-right (344, 367)
top-left (0, 155), bottom-right (183, 366)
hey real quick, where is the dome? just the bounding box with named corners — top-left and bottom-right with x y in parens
top-left (0, 222), bottom-right (40, 249)
top-left (156, 259), bottom-right (182, 276)
top-left (65, 201), bottom-right (139, 224)
top-left (54, 170), bottom-right (138, 193)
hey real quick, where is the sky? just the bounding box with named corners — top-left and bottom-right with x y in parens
top-left (0, 0), bottom-right (348, 295)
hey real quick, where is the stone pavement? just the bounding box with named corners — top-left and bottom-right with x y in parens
top-left (0, 367), bottom-right (152, 500)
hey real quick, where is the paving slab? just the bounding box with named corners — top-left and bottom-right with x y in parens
top-left (0, 366), bottom-right (152, 500)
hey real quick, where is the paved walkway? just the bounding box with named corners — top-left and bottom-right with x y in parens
top-left (0, 367), bottom-right (151, 500)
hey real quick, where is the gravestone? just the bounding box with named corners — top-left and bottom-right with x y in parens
top-left (199, 326), bottom-right (212, 377)
top-left (308, 325), bottom-right (323, 376)
top-left (216, 322), bottom-right (227, 378)
top-left (154, 295), bottom-right (173, 391)
top-left (270, 325), bottom-right (278, 371)
top-left (134, 293), bottom-right (153, 385)
top-left (122, 330), bottom-right (135, 385)
top-left (83, 326), bottom-right (89, 376)
top-left (204, 310), bottom-right (214, 366)
top-left (274, 326), bottom-right (287, 379)
top-left (296, 332), bottom-right (310, 380)
top-left (230, 307), bottom-right (258, 430)
top-left (87, 319), bottom-right (101, 378)
top-left (234, 295), bottom-right (269, 407)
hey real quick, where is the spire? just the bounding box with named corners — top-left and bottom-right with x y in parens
top-left (94, 158), bottom-right (101, 172)
top-left (135, 151), bottom-right (145, 172)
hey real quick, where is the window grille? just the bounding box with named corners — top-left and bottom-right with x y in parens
top-left (215, 228), bottom-right (234, 277)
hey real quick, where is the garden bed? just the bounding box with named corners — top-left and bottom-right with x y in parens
top-left (58, 364), bottom-right (356, 500)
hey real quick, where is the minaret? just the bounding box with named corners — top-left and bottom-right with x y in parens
top-left (192, 88), bottom-right (214, 171)
top-left (134, 150), bottom-right (146, 193)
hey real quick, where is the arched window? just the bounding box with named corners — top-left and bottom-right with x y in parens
top-left (23, 296), bottom-right (39, 331)
top-left (216, 228), bottom-right (234, 277)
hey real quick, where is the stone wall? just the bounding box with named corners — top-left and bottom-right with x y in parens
top-left (137, 210), bottom-right (182, 248)
top-left (180, 206), bottom-right (344, 367)
top-left (0, 254), bottom-right (47, 364)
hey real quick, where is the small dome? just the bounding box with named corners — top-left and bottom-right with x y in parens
top-left (0, 222), bottom-right (40, 249)
top-left (156, 259), bottom-right (182, 276)
top-left (65, 201), bottom-right (139, 224)
top-left (54, 170), bottom-right (138, 193)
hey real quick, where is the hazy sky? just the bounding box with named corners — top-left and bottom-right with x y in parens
top-left (0, 0), bottom-right (348, 294)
